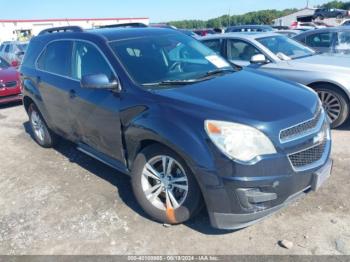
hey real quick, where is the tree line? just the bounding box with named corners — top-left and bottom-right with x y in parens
top-left (168, 0), bottom-right (350, 29)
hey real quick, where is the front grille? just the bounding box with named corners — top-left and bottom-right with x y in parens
top-left (289, 140), bottom-right (327, 169)
top-left (4, 81), bottom-right (17, 88)
top-left (280, 109), bottom-right (322, 142)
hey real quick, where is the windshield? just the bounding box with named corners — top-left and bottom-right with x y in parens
top-left (336, 31), bottom-right (350, 51)
top-left (109, 33), bottom-right (232, 86)
top-left (257, 35), bottom-right (315, 60)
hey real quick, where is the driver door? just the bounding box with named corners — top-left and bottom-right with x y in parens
top-left (68, 40), bottom-right (124, 162)
top-left (226, 39), bottom-right (262, 67)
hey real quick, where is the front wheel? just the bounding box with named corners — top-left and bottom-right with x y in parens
top-left (315, 86), bottom-right (349, 128)
top-left (131, 144), bottom-right (203, 225)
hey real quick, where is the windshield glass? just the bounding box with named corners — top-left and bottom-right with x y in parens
top-left (257, 35), bottom-right (315, 59)
top-left (109, 33), bottom-right (232, 86)
top-left (336, 31), bottom-right (350, 51)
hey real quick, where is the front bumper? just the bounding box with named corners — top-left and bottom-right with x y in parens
top-left (208, 158), bottom-right (333, 230)
top-left (0, 93), bottom-right (22, 104)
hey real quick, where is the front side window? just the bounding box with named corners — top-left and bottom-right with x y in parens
top-left (227, 39), bottom-right (261, 61)
top-left (4, 45), bottom-right (10, 53)
top-left (306, 33), bottom-right (333, 48)
top-left (257, 35), bottom-right (315, 60)
top-left (72, 41), bottom-right (114, 81)
top-left (202, 39), bottom-right (222, 55)
top-left (37, 41), bottom-right (73, 76)
top-left (109, 33), bottom-right (231, 85)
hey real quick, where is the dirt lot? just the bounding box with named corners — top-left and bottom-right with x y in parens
top-left (0, 102), bottom-right (349, 255)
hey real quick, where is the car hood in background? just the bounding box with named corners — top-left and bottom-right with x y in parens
top-left (290, 54), bottom-right (350, 74)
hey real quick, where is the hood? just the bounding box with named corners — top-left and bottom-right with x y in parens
top-left (153, 69), bottom-right (319, 132)
top-left (289, 54), bottom-right (350, 74)
top-left (0, 67), bottom-right (19, 83)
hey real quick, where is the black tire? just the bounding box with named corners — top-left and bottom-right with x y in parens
top-left (314, 85), bottom-right (349, 128)
top-left (28, 103), bottom-right (58, 148)
top-left (336, 14), bottom-right (343, 19)
top-left (317, 15), bottom-right (324, 20)
top-left (131, 144), bottom-right (203, 225)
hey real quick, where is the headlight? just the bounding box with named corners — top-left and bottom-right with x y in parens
top-left (205, 120), bottom-right (276, 163)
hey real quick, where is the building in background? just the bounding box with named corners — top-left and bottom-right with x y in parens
top-left (272, 8), bottom-right (315, 27)
top-left (0, 17), bottom-right (149, 42)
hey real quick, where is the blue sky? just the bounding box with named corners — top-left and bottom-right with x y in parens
top-left (0, 0), bottom-right (338, 22)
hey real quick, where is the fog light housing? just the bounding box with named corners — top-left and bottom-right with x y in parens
top-left (236, 188), bottom-right (277, 210)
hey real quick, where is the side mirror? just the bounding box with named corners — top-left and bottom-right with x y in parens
top-left (11, 60), bottom-right (19, 67)
top-left (250, 54), bottom-right (268, 64)
top-left (80, 73), bottom-right (120, 91)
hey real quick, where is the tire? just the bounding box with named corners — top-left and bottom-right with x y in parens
top-left (336, 14), bottom-right (343, 19)
top-left (131, 144), bottom-right (203, 225)
top-left (28, 103), bottom-right (58, 148)
top-left (317, 15), bottom-right (324, 20)
top-left (314, 85), bottom-right (349, 128)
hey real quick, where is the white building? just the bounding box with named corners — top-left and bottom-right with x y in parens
top-left (0, 17), bottom-right (149, 42)
top-left (273, 8), bottom-right (315, 27)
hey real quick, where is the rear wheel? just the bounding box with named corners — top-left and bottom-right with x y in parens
top-left (314, 86), bottom-right (349, 128)
top-left (28, 103), bottom-right (58, 148)
top-left (131, 144), bottom-right (202, 224)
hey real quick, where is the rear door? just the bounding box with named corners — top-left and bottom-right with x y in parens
top-left (68, 40), bottom-right (124, 162)
top-left (36, 40), bottom-right (76, 138)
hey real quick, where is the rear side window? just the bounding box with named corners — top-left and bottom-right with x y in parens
top-left (306, 33), bottom-right (333, 48)
top-left (5, 45), bottom-right (10, 53)
top-left (202, 39), bottom-right (222, 55)
top-left (37, 41), bottom-right (73, 76)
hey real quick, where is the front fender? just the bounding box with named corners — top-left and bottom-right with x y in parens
top-left (124, 115), bottom-right (221, 188)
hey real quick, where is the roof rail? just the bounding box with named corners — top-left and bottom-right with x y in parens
top-left (38, 26), bottom-right (83, 35)
top-left (96, 23), bottom-right (148, 29)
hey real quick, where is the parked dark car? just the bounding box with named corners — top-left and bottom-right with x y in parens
top-left (226, 25), bottom-right (274, 33)
top-left (20, 26), bottom-right (332, 230)
top-left (0, 57), bottom-right (21, 104)
top-left (313, 8), bottom-right (349, 20)
top-left (293, 27), bottom-right (350, 54)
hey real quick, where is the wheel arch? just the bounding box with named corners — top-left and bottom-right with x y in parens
top-left (307, 81), bottom-right (350, 104)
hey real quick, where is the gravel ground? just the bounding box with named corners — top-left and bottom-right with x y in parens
top-left (0, 102), bottom-right (349, 255)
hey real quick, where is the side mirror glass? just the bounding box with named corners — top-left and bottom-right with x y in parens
top-left (250, 54), bottom-right (267, 64)
top-left (80, 73), bottom-right (120, 91)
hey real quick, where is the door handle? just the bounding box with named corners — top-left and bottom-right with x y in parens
top-left (69, 89), bottom-right (76, 99)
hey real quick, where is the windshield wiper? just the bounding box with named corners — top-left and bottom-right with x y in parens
top-left (142, 79), bottom-right (202, 86)
top-left (203, 68), bottom-right (236, 77)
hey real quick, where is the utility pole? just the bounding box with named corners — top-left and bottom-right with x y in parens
top-left (306, 0), bottom-right (309, 8)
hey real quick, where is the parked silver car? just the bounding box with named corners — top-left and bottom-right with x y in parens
top-left (0, 41), bottom-right (28, 65)
top-left (201, 32), bottom-right (350, 128)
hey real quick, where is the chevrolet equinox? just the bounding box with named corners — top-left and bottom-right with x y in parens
top-left (20, 26), bottom-right (332, 229)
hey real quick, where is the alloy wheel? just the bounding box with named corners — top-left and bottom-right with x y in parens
top-left (317, 90), bottom-right (342, 123)
top-left (31, 110), bottom-right (45, 142)
top-left (141, 155), bottom-right (189, 211)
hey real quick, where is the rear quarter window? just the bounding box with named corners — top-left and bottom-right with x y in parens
top-left (21, 40), bottom-right (46, 69)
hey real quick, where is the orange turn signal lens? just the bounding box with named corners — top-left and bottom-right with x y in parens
top-left (207, 122), bottom-right (221, 134)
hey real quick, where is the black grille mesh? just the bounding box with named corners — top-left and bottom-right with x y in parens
top-left (5, 81), bottom-right (17, 88)
top-left (280, 109), bottom-right (322, 142)
top-left (289, 140), bottom-right (327, 169)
